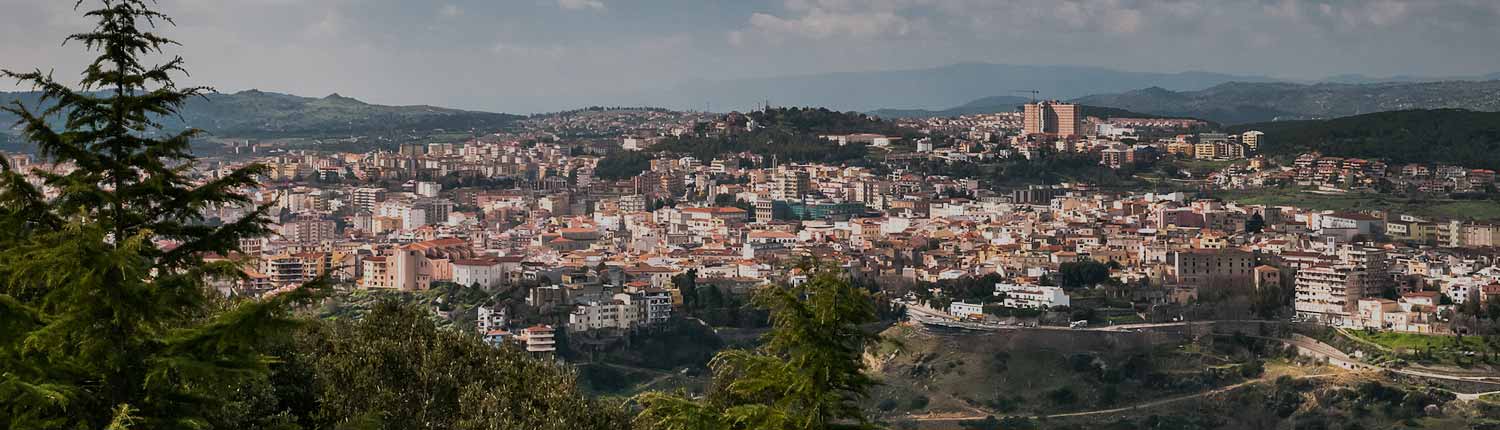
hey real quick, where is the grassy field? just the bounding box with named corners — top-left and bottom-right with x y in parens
top-left (1216, 187), bottom-right (1500, 221)
top-left (1172, 159), bottom-right (1242, 176)
top-left (1347, 330), bottom-right (1498, 354)
top-left (868, 325), bottom-right (1254, 420)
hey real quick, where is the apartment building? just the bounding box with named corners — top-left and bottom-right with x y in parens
top-left (1294, 264), bottom-right (1367, 325)
top-left (995, 283), bottom-right (1071, 309)
top-left (1169, 249), bottom-right (1256, 287)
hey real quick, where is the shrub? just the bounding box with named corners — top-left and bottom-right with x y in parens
top-left (910, 395), bottom-right (931, 410)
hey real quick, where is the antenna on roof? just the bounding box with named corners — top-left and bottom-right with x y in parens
top-left (1014, 89), bottom-right (1040, 103)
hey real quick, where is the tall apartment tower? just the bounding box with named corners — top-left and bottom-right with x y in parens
top-left (1241, 130), bottom-right (1264, 151)
top-left (1022, 101), bottom-right (1082, 137)
top-left (772, 169), bottom-right (810, 201)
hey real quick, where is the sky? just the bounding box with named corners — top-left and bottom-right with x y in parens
top-left (2, 0), bottom-right (1499, 113)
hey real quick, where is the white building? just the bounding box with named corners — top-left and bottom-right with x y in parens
top-left (638, 288), bottom-right (673, 326)
top-left (415, 181), bottom-right (441, 198)
top-left (949, 301), bottom-right (984, 319)
top-left (995, 283), bottom-right (1070, 309)
top-left (518, 325), bottom-right (556, 355)
top-left (476, 305), bottom-right (509, 333)
top-left (567, 293), bottom-right (642, 332)
top-left (916, 139), bottom-right (934, 152)
top-left (453, 257), bottom-right (505, 289)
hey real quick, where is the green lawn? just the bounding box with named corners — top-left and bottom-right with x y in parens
top-left (1172, 159), bottom-right (1241, 174)
top-left (1216, 187), bottom-right (1500, 221)
top-left (1423, 200), bottom-right (1500, 220)
top-left (1348, 331), bottom-right (1496, 354)
top-left (1104, 313), bottom-right (1146, 325)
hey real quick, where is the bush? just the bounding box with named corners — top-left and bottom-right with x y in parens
top-left (1047, 387), bottom-right (1078, 405)
top-left (1240, 359), bottom-right (1265, 378)
top-left (877, 398), bottom-right (899, 412)
top-left (909, 395), bottom-right (930, 410)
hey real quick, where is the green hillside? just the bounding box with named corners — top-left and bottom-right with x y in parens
top-left (1230, 109), bottom-right (1500, 168)
top-left (868, 96), bottom-right (1031, 118)
top-left (868, 95), bottom-right (1192, 121)
top-left (649, 107), bottom-right (902, 164)
top-left (0, 90), bottom-right (521, 138)
top-left (1075, 81), bottom-right (1500, 124)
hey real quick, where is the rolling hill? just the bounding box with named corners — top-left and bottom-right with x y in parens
top-left (868, 95), bottom-right (1031, 118)
top-left (645, 62), bottom-right (1275, 112)
top-left (1230, 109), bottom-right (1500, 168)
top-left (1074, 81), bottom-right (1500, 125)
top-left (869, 95), bottom-right (1201, 124)
top-left (0, 90), bottom-right (521, 138)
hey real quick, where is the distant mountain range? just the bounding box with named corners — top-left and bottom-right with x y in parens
top-left (644, 62), bottom-right (1278, 112)
top-left (872, 80), bottom-right (1500, 125)
top-left (868, 96), bottom-right (1202, 124)
top-left (0, 90), bottom-right (521, 139)
top-left (867, 96), bottom-right (1033, 118)
top-left (1072, 81), bottom-right (1500, 125)
top-left (1317, 72), bottom-right (1500, 84)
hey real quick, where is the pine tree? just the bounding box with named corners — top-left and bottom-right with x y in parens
top-left (0, 1), bottom-right (319, 428)
top-left (635, 270), bottom-right (881, 430)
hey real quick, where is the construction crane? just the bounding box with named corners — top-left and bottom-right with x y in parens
top-left (1014, 89), bottom-right (1040, 103)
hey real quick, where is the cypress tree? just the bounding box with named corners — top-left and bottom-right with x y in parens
top-left (0, 1), bottom-right (320, 428)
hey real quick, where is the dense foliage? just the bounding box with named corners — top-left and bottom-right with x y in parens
top-left (896, 151), bottom-right (1141, 189)
top-left (647, 107), bottom-right (904, 164)
top-left (1233, 109), bottom-right (1500, 169)
top-left (0, 4), bottom-right (616, 429)
top-left (635, 271), bottom-right (882, 430)
top-left (256, 301), bottom-right (627, 430)
top-left (1076, 81), bottom-right (1500, 124)
top-left (652, 129), bottom-right (868, 165)
top-left (595, 150), bottom-right (653, 180)
top-left (748, 107), bottom-right (902, 135)
top-left (0, 2), bottom-right (321, 428)
top-left (1055, 261), bottom-right (1116, 288)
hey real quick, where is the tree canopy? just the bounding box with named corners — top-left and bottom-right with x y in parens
top-left (1233, 109), bottom-right (1500, 169)
top-left (0, 1), bottom-right (321, 428)
top-left (290, 301), bottom-right (627, 430)
top-left (635, 270), bottom-right (881, 430)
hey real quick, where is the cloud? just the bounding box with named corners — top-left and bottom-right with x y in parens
top-left (7, 0), bottom-right (1500, 113)
top-left (745, 9), bottom-right (917, 41)
top-left (557, 0), bottom-right (605, 11)
top-left (731, 0), bottom-right (928, 45)
top-left (733, 0), bottom-right (1167, 46)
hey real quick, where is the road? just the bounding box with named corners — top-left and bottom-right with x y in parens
top-left (911, 303), bottom-right (1499, 384)
top-left (1277, 334), bottom-right (1500, 383)
top-left (894, 309), bottom-right (1500, 425)
top-left (901, 371), bottom-right (1342, 423)
top-left (905, 302), bottom-right (1220, 333)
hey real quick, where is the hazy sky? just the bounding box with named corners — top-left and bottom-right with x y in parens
top-left (3, 0), bottom-right (1499, 113)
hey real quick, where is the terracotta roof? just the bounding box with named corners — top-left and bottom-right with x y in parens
top-left (453, 257), bottom-right (502, 266)
top-left (682, 206), bottom-right (747, 214)
top-left (403, 237), bottom-right (468, 251)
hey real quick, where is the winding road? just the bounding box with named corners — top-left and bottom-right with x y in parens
top-left (894, 305), bottom-right (1500, 425)
top-left (901, 371), bottom-right (1341, 423)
